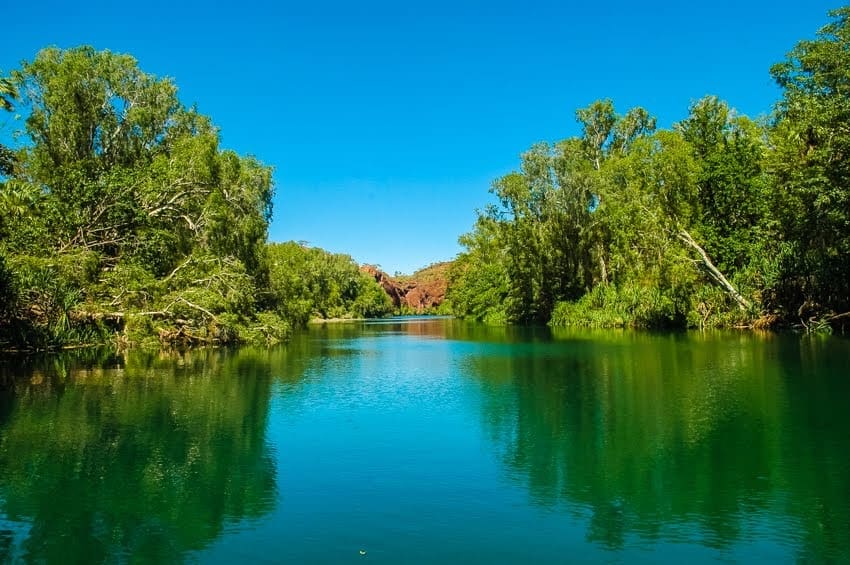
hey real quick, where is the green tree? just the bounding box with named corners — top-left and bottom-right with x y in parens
top-left (677, 96), bottom-right (771, 274)
top-left (769, 7), bottom-right (850, 317)
top-left (1, 47), bottom-right (281, 348)
top-left (448, 212), bottom-right (511, 324)
top-left (451, 101), bottom-right (659, 325)
top-left (266, 242), bottom-right (392, 324)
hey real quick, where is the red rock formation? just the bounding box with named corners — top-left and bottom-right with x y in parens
top-left (360, 265), bottom-right (405, 307)
top-left (360, 262), bottom-right (450, 312)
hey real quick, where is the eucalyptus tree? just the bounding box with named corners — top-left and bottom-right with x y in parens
top-left (448, 211), bottom-right (511, 323)
top-left (450, 8), bottom-right (850, 328)
top-left (266, 241), bottom-right (393, 323)
top-left (576, 99), bottom-right (617, 170)
top-left (573, 103), bottom-right (657, 288)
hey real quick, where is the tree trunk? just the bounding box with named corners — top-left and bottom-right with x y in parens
top-left (678, 229), bottom-right (751, 311)
top-left (597, 243), bottom-right (608, 284)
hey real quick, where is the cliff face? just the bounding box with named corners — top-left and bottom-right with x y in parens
top-left (360, 262), bottom-right (450, 313)
top-left (360, 265), bottom-right (406, 307)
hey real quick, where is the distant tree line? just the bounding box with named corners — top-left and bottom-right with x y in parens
top-left (447, 7), bottom-right (850, 331)
top-left (0, 47), bottom-right (391, 350)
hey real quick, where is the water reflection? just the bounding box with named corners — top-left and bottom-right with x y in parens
top-left (0, 347), bottom-right (290, 563)
top-left (465, 330), bottom-right (850, 561)
top-left (311, 316), bottom-right (554, 344)
top-left (0, 320), bottom-right (848, 562)
top-left (297, 321), bottom-right (850, 560)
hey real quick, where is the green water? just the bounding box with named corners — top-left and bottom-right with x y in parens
top-left (0, 319), bottom-right (848, 563)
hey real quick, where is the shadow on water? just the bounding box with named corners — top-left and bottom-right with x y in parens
top-left (463, 328), bottom-right (850, 561)
top-left (0, 345), bottom-right (317, 564)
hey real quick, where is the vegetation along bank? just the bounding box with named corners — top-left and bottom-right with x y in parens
top-left (0, 48), bottom-right (393, 350)
top-left (447, 8), bottom-right (850, 332)
top-left (2, 8), bottom-right (850, 349)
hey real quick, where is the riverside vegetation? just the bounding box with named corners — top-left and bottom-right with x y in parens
top-left (447, 8), bottom-right (850, 332)
top-left (3, 8), bottom-right (850, 350)
top-left (0, 48), bottom-right (392, 350)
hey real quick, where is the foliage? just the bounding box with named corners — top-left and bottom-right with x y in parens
top-left (447, 214), bottom-right (510, 323)
top-left (0, 47), bottom-right (284, 349)
top-left (550, 283), bottom-right (684, 329)
top-left (0, 253), bottom-right (110, 349)
top-left (451, 99), bottom-right (711, 327)
top-left (0, 73), bottom-right (17, 176)
top-left (266, 242), bottom-right (393, 324)
top-left (393, 261), bottom-right (452, 287)
top-left (768, 7), bottom-right (850, 319)
top-left (450, 100), bottom-right (774, 329)
top-left (0, 253), bottom-right (17, 324)
top-left (450, 9), bottom-right (850, 330)
top-left (0, 47), bottom-right (373, 349)
top-left (6, 7), bottom-right (850, 346)
top-left (0, 75), bottom-right (16, 113)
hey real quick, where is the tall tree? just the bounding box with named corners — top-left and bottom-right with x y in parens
top-left (576, 99), bottom-right (617, 170)
top-left (770, 7), bottom-right (850, 316)
top-left (677, 96), bottom-right (770, 274)
top-left (451, 101), bottom-right (659, 324)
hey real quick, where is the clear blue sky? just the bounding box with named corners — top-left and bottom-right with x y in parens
top-left (1, 0), bottom-right (840, 274)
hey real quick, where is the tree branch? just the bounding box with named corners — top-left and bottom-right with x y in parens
top-left (678, 229), bottom-right (752, 311)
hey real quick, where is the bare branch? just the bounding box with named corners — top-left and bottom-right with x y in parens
top-left (678, 229), bottom-right (751, 311)
top-left (175, 296), bottom-right (217, 321)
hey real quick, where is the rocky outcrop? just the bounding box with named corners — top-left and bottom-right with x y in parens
top-left (360, 265), bottom-right (405, 307)
top-left (360, 262), bottom-right (450, 313)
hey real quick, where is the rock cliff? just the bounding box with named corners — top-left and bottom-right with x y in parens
top-left (360, 262), bottom-right (450, 313)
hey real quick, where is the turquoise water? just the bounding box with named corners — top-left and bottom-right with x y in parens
top-left (0, 318), bottom-right (848, 563)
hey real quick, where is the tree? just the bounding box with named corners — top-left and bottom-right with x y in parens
top-left (448, 212), bottom-right (511, 324)
top-left (576, 99), bottom-right (617, 170)
top-left (10, 47), bottom-right (201, 256)
top-left (451, 101), bottom-right (659, 324)
top-left (769, 7), bottom-right (850, 316)
top-left (677, 96), bottom-right (771, 274)
top-left (265, 242), bottom-right (392, 324)
top-left (1, 47), bottom-right (283, 348)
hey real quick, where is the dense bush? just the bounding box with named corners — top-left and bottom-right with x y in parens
top-left (267, 242), bottom-right (393, 324)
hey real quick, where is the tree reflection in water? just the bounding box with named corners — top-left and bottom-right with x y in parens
top-left (464, 329), bottom-right (850, 561)
top-left (0, 346), bottom-right (297, 563)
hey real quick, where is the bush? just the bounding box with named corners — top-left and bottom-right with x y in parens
top-left (550, 283), bottom-right (687, 329)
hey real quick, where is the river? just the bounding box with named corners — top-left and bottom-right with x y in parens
top-left (0, 318), bottom-right (848, 563)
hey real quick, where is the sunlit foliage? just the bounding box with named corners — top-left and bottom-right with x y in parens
top-left (450, 8), bottom-right (850, 330)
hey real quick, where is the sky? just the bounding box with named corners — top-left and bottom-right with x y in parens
top-left (1, 0), bottom-right (841, 274)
